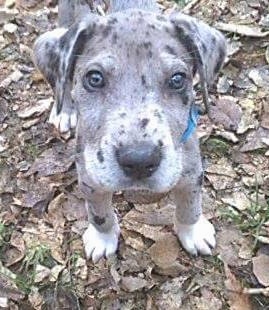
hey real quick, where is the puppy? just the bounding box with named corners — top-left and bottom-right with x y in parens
top-left (33, 0), bottom-right (226, 262)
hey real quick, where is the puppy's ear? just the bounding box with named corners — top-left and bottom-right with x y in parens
top-left (170, 13), bottom-right (227, 112)
top-left (33, 16), bottom-right (97, 114)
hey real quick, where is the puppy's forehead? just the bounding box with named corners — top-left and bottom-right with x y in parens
top-left (85, 10), bottom-right (184, 56)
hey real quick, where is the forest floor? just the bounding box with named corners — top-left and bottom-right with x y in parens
top-left (0, 0), bottom-right (269, 309)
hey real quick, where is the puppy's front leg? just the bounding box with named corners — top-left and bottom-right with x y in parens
top-left (172, 173), bottom-right (216, 256)
top-left (80, 183), bottom-right (119, 262)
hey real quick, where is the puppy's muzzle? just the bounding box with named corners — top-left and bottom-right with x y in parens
top-left (115, 142), bottom-right (162, 179)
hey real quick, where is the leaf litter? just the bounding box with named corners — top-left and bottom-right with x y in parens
top-left (0, 0), bottom-right (269, 308)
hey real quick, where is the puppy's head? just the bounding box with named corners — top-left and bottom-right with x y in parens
top-left (34, 10), bottom-right (226, 192)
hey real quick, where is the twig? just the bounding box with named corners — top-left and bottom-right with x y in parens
top-left (243, 287), bottom-right (269, 297)
top-left (182, 0), bottom-right (201, 14)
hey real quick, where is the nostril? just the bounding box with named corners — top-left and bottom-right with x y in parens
top-left (115, 142), bottom-right (162, 179)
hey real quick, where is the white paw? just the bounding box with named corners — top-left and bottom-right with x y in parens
top-left (48, 104), bottom-right (77, 133)
top-left (176, 215), bottom-right (216, 256)
top-left (82, 223), bottom-right (120, 263)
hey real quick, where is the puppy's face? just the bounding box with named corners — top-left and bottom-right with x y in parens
top-left (73, 11), bottom-right (195, 192)
top-left (34, 9), bottom-right (226, 192)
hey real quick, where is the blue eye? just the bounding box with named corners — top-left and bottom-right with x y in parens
top-left (168, 73), bottom-right (186, 90)
top-left (84, 70), bottom-right (105, 90)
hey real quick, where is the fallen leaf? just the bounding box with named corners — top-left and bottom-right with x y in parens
top-left (240, 127), bottom-right (269, 152)
top-left (252, 254), bottom-right (269, 286)
top-left (124, 204), bottom-right (175, 226)
top-left (217, 226), bottom-right (252, 266)
top-left (208, 96), bottom-right (242, 131)
top-left (0, 69), bottom-right (23, 88)
top-left (121, 229), bottom-right (147, 251)
top-left (248, 66), bottom-right (269, 88)
top-left (237, 98), bottom-right (259, 134)
top-left (215, 22), bottom-right (269, 37)
top-left (121, 276), bottom-right (148, 292)
top-left (205, 158), bottom-right (237, 177)
top-left (224, 263), bottom-right (251, 310)
top-left (34, 264), bottom-right (51, 283)
top-left (21, 180), bottom-right (55, 211)
top-left (17, 98), bottom-right (52, 119)
top-left (221, 191), bottom-right (251, 211)
top-left (47, 193), bottom-right (66, 230)
top-left (62, 193), bottom-right (87, 221)
top-left (25, 140), bottom-right (75, 177)
top-left (148, 233), bottom-right (179, 267)
top-left (155, 278), bottom-right (184, 310)
top-left (28, 289), bottom-right (43, 309)
top-left (49, 265), bottom-right (65, 282)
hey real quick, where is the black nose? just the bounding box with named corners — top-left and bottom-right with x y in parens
top-left (115, 142), bottom-right (162, 179)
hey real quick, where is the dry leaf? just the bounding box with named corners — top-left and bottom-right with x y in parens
top-left (217, 227), bottom-right (252, 266)
top-left (221, 191), bottom-right (251, 211)
top-left (252, 254), bottom-right (269, 286)
top-left (25, 140), bottom-right (75, 177)
top-left (248, 66), bottom-right (269, 88)
top-left (208, 96), bottom-right (242, 131)
top-left (17, 98), bottom-right (52, 119)
top-left (155, 278), bottom-right (184, 310)
top-left (148, 233), bottom-right (179, 268)
top-left (121, 276), bottom-right (148, 292)
top-left (224, 263), bottom-right (251, 310)
top-left (240, 127), bottom-right (269, 152)
top-left (34, 264), bottom-right (51, 283)
top-left (215, 22), bottom-right (269, 37)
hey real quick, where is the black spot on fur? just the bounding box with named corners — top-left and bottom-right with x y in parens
top-left (76, 136), bottom-right (83, 153)
top-left (149, 24), bottom-right (156, 30)
top-left (197, 172), bottom-right (204, 186)
top-left (214, 46), bottom-right (226, 75)
top-left (136, 48), bottom-right (140, 56)
top-left (102, 25), bottom-right (112, 38)
top-left (93, 216), bottom-right (105, 225)
top-left (154, 110), bottom-right (162, 120)
top-left (97, 150), bottom-right (104, 163)
top-left (120, 112), bottom-right (126, 118)
top-left (108, 17), bottom-right (118, 25)
top-left (165, 45), bottom-right (177, 56)
top-left (158, 140), bottom-right (163, 147)
top-left (143, 42), bottom-right (152, 49)
top-left (156, 15), bottom-right (165, 21)
top-left (141, 75), bottom-right (146, 86)
top-left (201, 42), bottom-right (208, 55)
top-left (82, 182), bottom-right (95, 194)
top-left (181, 92), bottom-right (189, 105)
top-left (141, 118), bottom-right (149, 129)
top-left (148, 50), bottom-right (153, 58)
top-left (112, 33), bottom-right (118, 44)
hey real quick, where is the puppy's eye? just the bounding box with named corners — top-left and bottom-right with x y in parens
top-left (168, 73), bottom-right (186, 90)
top-left (83, 70), bottom-right (105, 90)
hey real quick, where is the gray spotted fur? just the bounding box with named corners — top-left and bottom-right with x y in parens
top-left (33, 0), bottom-right (226, 253)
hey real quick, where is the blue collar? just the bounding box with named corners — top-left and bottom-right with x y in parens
top-left (180, 104), bottom-right (200, 143)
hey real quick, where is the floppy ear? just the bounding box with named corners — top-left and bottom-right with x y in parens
top-left (33, 16), bottom-right (97, 114)
top-left (170, 13), bottom-right (227, 113)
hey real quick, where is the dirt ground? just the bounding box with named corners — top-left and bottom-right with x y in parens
top-left (0, 0), bottom-right (269, 309)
